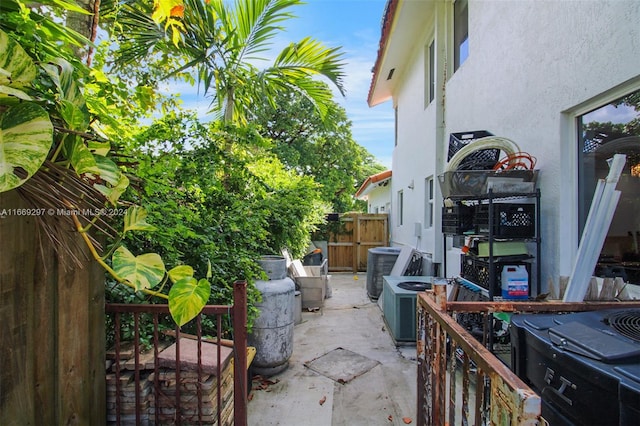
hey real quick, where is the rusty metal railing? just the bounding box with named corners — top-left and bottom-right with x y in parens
top-left (106, 280), bottom-right (247, 426)
top-left (417, 285), bottom-right (541, 426)
top-left (417, 284), bottom-right (640, 426)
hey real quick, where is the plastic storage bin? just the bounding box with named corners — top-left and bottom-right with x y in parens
top-left (448, 130), bottom-right (498, 170)
top-left (474, 203), bottom-right (535, 238)
top-left (438, 170), bottom-right (538, 199)
top-left (442, 204), bottom-right (475, 235)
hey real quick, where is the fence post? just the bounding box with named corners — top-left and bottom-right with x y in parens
top-left (433, 283), bottom-right (447, 310)
top-left (233, 280), bottom-right (248, 426)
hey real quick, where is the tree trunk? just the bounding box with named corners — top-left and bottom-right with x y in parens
top-left (224, 87), bottom-right (235, 122)
top-left (65, 0), bottom-right (99, 64)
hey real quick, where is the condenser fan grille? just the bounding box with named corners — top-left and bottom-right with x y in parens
top-left (605, 310), bottom-right (640, 343)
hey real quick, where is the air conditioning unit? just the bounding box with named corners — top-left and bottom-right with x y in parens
top-left (511, 308), bottom-right (640, 425)
top-left (382, 276), bottom-right (432, 344)
top-left (366, 247), bottom-right (401, 300)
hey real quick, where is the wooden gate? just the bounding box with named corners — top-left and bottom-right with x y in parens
top-left (327, 213), bottom-right (389, 272)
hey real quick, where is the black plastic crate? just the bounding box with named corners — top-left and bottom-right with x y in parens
top-left (448, 130), bottom-right (499, 170)
top-left (460, 255), bottom-right (532, 294)
top-left (474, 203), bottom-right (535, 238)
top-left (442, 205), bottom-right (474, 235)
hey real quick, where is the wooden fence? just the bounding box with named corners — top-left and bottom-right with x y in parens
top-left (1, 190), bottom-right (105, 425)
top-left (1, 190), bottom-right (250, 425)
top-left (327, 213), bottom-right (389, 272)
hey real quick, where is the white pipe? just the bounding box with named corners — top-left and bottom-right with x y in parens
top-left (563, 154), bottom-right (626, 302)
top-left (565, 190), bottom-right (620, 302)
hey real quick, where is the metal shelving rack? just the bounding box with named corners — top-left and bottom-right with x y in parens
top-left (442, 188), bottom-right (541, 300)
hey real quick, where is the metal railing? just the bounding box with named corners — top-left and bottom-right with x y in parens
top-left (417, 285), bottom-right (541, 426)
top-left (417, 285), bottom-right (640, 425)
top-left (106, 281), bottom-right (248, 426)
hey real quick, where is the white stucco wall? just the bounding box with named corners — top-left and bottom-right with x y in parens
top-left (365, 184), bottom-right (392, 214)
top-left (386, 0), bottom-right (640, 286)
top-left (392, 57), bottom-right (439, 252)
top-left (389, 14), bottom-right (440, 256)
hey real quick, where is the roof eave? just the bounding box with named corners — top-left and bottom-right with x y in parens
top-left (367, 0), bottom-right (437, 107)
top-left (367, 0), bottom-right (400, 107)
top-left (355, 170), bottom-right (392, 199)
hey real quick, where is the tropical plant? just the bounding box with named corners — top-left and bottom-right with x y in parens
top-left (115, 113), bottom-right (329, 329)
top-left (1, 0), bottom-right (349, 328)
top-left (0, 3), bottom-right (210, 326)
top-left (121, 112), bottom-right (328, 264)
top-left (106, 0), bottom-right (346, 123)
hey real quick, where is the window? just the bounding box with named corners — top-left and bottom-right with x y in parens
top-left (424, 40), bottom-right (435, 107)
top-left (577, 88), bottom-right (640, 285)
top-left (454, 0), bottom-right (468, 71)
top-left (424, 176), bottom-right (434, 228)
top-left (397, 190), bottom-right (404, 226)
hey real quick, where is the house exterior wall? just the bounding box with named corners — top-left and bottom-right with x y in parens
top-left (392, 39), bottom-right (440, 254)
top-left (366, 185), bottom-right (392, 214)
top-left (381, 0), bottom-right (640, 285)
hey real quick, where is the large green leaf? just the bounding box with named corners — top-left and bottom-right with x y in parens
top-left (0, 29), bottom-right (37, 102)
top-left (168, 277), bottom-right (211, 326)
top-left (112, 246), bottom-right (165, 291)
top-left (0, 103), bottom-right (53, 192)
top-left (92, 155), bottom-right (130, 204)
top-left (0, 85), bottom-right (33, 101)
top-left (168, 265), bottom-right (194, 284)
top-left (59, 99), bottom-right (88, 131)
top-left (123, 206), bottom-right (157, 233)
top-left (94, 173), bottom-right (129, 205)
top-left (66, 136), bottom-right (99, 174)
top-left (87, 140), bottom-right (111, 156)
top-left (41, 58), bottom-right (89, 130)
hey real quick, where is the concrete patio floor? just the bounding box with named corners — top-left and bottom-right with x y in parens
top-left (247, 273), bottom-right (418, 426)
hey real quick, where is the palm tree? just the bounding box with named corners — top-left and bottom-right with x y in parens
top-left (180, 0), bottom-right (346, 123)
top-left (107, 0), bottom-right (346, 123)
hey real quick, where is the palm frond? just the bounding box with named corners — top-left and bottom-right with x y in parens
top-left (99, 0), bottom-right (168, 66)
top-left (274, 37), bottom-right (346, 96)
top-left (256, 70), bottom-right (334, 122)
top-left (231, 0), bottom-right (300, 62)
top-left (17, 161), bottom-right (121, 269)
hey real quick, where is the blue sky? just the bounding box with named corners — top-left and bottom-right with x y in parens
top-left (176, 0), bottom-right (395, 168)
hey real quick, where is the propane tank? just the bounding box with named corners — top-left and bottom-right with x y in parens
top-left (248, 256), bottom-right (295, 376)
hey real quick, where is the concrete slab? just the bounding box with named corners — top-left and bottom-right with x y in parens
top-left (305, 347), bottom-right (379, 383)
top-left (247, 273), bottom-right (418, 426)
top-left (249, 368), bottom-right (335, 425)
top-left (332, 364), bottom-right (414, 425)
